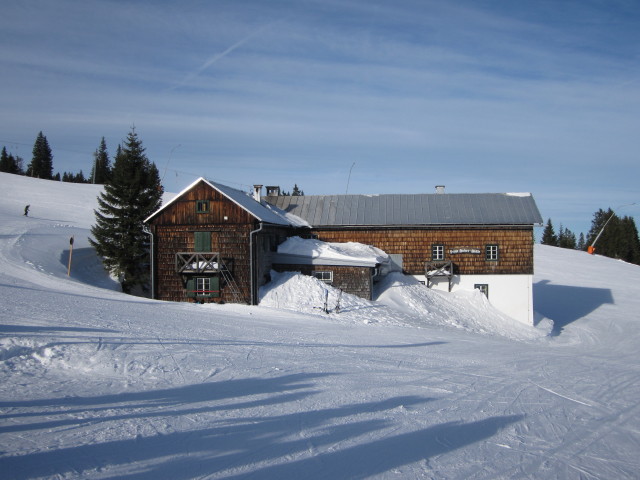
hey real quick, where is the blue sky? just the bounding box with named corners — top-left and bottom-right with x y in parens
top-left (1, 0), bottom-right (638, 238)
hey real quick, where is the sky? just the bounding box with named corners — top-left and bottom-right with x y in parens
top-left (1, 0), bottom-right (638, 237)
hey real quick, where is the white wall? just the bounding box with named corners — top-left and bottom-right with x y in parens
top-left (414, 274), bottom-right (534, 325)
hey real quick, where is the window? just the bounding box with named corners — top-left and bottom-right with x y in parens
top-left (187, 276), bottom-right (220, 298)
top-left (312, 271), bottom-right (333, 284)
top-left (194, 232), bottom-right (211, 252)
top-left (432, 244), bottom-right (445, 261)
top-left (197, 277), bottom-right (211, 296)
top-left (485, 244), bottom-right (499, 261)
top-left (474, 284), bottom-right (489, 298)
top-left (196, 200), bottom-right (209, 213)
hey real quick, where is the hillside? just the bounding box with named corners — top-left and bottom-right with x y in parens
top-left (1, 173), bottom-right (639, 479)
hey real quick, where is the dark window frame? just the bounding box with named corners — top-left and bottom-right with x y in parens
top-left (485, 244), bottom-right (499, 261)
top-left (474, 284), bottom-right (489, 298)
top-left (312, 270), bottom-right (333, 284)
top-left (432, 244), bottom-right (445, 261)
top-left (196, 200), bottom-right (209, 214)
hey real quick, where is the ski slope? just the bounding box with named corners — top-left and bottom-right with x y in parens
top-left (1, 173), bottom-right (639, 479)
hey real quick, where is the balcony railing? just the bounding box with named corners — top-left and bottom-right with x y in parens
top-left (425, 260), bottom-right (453, 291)
top-left (176, 252), bottom-right (221, 274)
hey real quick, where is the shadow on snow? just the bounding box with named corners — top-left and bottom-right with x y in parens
top-left (533, 280), bottom-right (614, 335)
top-left (0, 371), bottom-right (523, 479)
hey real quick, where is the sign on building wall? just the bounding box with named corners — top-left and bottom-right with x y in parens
top-left (449, 248), bottom-right (481, 255)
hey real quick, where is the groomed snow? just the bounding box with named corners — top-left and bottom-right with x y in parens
top-left (1, 173), bottom-right (640, 479)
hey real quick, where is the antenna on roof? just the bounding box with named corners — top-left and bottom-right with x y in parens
top-left (345, 162), bottom-right (356, 194)
top-left (161, 144), bottom-right (181, 183)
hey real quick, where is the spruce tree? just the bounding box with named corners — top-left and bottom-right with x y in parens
top-left (0, 147), bottom-right (13, 173)
top-left (90, 128), bottom-right (163, 293)
top-left (541, 219), bottom-right (558, 246)
top-left (90, 137), bottom-right (111, 184)
top-left (586, 209), bottom-right (616, 256)
top-left (558, 225), bottom-right (577, 249)
top-left (27, 132), bottom-right (54, 179)
top-left (619, 216), bottom-right (640, 265)
top-left (586, 209), bottom-right (640, 264)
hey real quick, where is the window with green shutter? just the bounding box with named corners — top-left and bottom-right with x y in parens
top-left (194, 232), bottom-right (211, 252)
top-left (186, 276), bottom-right (220, 298)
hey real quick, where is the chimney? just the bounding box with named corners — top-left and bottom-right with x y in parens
top-left (252, 184), bottom-right (263, 202)
top-left (435, 185), bottom-right (445, 194)
top-left (266, 186), bottom-right (281, 196)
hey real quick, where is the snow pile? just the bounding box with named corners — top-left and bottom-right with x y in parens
top-left (261, 269), bottom-right (550, 340)
top-left (277, 236), bottom-right (389, 266)
top-left (260, 270), bottom-right (376, 318)
top-left (376, 273), bottom-right (552, 340)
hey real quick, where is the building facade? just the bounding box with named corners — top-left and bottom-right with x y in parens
top-left (145, 179), bottom-right (543, 325)
top-left (264, 189), bottom-right (543, 324)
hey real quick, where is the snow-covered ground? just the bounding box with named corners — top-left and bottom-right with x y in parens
top-left (1, 173), bottom-right (639, 479)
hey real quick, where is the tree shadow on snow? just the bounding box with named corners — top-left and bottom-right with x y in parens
top-left (0, 368), bottom-right (525, 480)
top-left (0, 324), bottom-right (116, 335)
top-left (533, 280), bottom-right (614, 335)
top-left (0, 372), bottom-right (465, 480)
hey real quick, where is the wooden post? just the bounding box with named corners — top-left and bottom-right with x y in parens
top-left (67, 236), bottom-right (74, 276)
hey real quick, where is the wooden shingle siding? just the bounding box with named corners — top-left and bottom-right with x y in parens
top-left (273, 264), bottom-right (374, 300)
top-left (147, 179), bottom-right (292, 304)
top-left (153, 223), bottom-right (253, 303)
top-left (311, 227), bottom-right (534, 275)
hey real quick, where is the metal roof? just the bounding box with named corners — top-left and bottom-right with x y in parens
top-left (144, 177), bottom-right (291, 226)
top-left (265, 193), bottom-right (543, 227)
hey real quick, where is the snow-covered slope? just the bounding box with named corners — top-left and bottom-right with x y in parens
top-left (1, 173), bottom-right (639, 479)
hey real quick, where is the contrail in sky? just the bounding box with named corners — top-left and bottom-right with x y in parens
top-left (169, 19), bottom-right (283, 91)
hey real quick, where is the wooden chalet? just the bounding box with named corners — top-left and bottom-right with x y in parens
top-left (144, 178), bottom-right (294, 305)
top-left (145, 179), bottom-right (543, 325)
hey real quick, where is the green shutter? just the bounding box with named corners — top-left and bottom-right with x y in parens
top-left (211, 276), bottom-right (220, 297)
top-left (186, 278), bottom-right (196, 298)
top-left (194, 232), bottom-right (211, 252)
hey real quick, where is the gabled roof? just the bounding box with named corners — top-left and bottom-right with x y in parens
top-left (265, 192), bottom-right (543, 227)
top-left (144, 177), bottom-right (291, 226)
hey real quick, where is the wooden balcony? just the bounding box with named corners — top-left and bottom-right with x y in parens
top-left (175, 252), bottom-right (221, 274)
top-left (425, 260), bottom-right (453, 291)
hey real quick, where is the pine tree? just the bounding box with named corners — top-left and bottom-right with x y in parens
top-left (541, 219), bottom-right (558, 246)
top-left (586, 209), bottom-right (640, 264)
top-left (586, 209), bottom-right (616, 256)
top-left (619, 216), bottom-right (640, 265)
top-left (292, 184), bottom-right (304, 196)
top-left (577, 232), bottom-right (586, 251)
top-left (558, 225), bottom-right (577, 249)
top-left (1, 147), bottom-right (25, 175)
top-left (0, 147), bottom-right (13, 173)
top-left (27, 132), bottom-right (54, 179)
top-left (90, 137), bottom-right (111, 184)
top-left (90, 128), bottom-right (163, 293)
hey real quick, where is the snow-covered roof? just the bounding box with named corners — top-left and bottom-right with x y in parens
top-left (265, 192), bottom-right (544, 226)
top-left (144, 177), bottom-right (292, 226)
top-left (271, 237), bottom-right (389, 267)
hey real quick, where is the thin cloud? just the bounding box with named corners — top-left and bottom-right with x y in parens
top-left (169, 17), bottom-right (287, 91)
